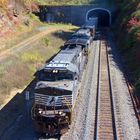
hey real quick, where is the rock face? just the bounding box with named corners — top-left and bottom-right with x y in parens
top-left (0, 1), bottom-right (38, 38)
top-left (0, 0), bottom-right (23, 37)
top-left (0, 12), bottom-right (22, 37)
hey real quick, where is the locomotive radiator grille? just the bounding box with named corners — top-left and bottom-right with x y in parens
top-left (35, 93), bottom-right (72, 107)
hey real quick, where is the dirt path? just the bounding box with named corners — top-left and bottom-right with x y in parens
top-left (0, 25), bottom-right (72, 62)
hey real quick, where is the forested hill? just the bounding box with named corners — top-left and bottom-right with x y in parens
top-left (114, 0), bottom-right (140, 95)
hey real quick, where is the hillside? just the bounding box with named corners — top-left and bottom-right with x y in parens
top-left (0, 0), bottom-right (40, 39)
top-left (114, 0), bottom-right (140, 96)
top-left (0, 0), bottom-right (95, 39)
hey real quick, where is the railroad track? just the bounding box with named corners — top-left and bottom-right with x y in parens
top-left (94, 33), bottom-right (117, 140)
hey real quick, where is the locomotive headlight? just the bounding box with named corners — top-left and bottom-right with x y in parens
top-left (58, 111), bottom-right (63, 115)
top-left (53, 70), bottom-right (58, 73)
top-left (39, 110), bottom-right (42, 114)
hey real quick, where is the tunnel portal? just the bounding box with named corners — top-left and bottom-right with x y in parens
top-left (86, 8), bottom-right (111, 27)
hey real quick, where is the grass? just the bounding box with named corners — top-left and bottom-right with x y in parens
top-left (0, 25), bottom-right (77, 105)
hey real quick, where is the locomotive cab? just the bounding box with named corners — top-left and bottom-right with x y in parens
top-left (32, 68), bottom-right (78, 135)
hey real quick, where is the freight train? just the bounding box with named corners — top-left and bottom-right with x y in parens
top-left (31, 20), bottom-right (97, 136)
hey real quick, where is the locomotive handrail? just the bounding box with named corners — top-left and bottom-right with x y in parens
top-left (31, 104), bottom-right (35, 120)
top-left (63, 96), bottom-right (72, 113)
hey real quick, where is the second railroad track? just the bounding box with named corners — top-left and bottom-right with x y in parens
top-left (94, 31), bottom-right (117, 140)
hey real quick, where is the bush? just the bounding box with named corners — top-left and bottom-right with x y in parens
top-left (128, 26), bottom-right (140, 45)
top-left (131, 10), bottom-right (140, 19)
top-left (28, 13), bottom-right (40, 22)
top-left (43, 38), bottom-right (50, 46)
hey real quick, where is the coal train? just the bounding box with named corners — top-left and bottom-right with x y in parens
top-left (31, 19), bottom-right (97, 136)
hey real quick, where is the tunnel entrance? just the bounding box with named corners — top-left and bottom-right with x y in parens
top-left (86, 8), bottom-right (111, 27)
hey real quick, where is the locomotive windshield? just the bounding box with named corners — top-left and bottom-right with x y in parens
top-left (38, 70), bottom-right (74, 81)
top-left (72, 34), bottom-right (89, 39)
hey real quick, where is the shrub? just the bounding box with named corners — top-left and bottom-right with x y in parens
top-left (127, 17), bottom-right (140, 42)
top-left (28, 13), bottom-right (40, 22)
top-left (127, 17), bottom-right (140, 29)
top-left (131, 10), bottom-right (140, 19)
top-left (43, 37), bottom-right (50, 46)
top-left (129, 26), bottom-right (139, 43)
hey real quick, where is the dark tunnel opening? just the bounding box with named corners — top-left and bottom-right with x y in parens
top-left (87, 9), bottom-right (111, 27)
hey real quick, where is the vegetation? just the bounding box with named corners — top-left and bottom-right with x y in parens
top-left (114, 0), bottom-right (140, 96)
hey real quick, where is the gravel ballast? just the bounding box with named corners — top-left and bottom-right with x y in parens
top-left (108, 32), bottom-right (140, 140)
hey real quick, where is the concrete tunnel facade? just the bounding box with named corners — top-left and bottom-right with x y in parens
top-left (39, 5), bottom-right (113, 27)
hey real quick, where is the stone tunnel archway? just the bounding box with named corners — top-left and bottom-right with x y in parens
top-left (86, 8), bottom-right (111, 27)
